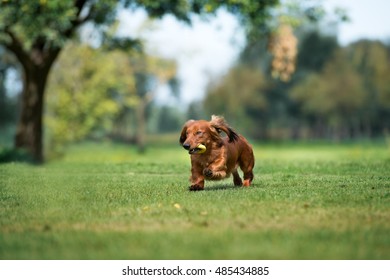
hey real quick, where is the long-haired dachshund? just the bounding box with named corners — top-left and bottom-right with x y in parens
top-left (180, 115), bottom-right (255, 191)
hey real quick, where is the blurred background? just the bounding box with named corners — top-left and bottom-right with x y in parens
top-left (1, 0), bottom-right (389, 162)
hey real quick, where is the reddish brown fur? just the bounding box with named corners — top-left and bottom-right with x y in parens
top-left (180, 115), bottom-right (255, 191)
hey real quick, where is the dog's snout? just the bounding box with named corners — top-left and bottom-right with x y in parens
top-left (182, 143), bottom-right (191, 150)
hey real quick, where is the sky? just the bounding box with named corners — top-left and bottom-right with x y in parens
top-left (324, 0), bottom-right (390, 45)
top-left (110, 0), bottom-right (390, 106)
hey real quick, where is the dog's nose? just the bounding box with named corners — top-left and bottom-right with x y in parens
top-left (182, 143), bottom-right (190, 150)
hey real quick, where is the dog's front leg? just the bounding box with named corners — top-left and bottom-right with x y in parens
top-left (203, 155), bottom-right (227, 180)
top-left (203, 166), bottom-right (227, 180)
top-left (189, 164), bottom-right (205, 191)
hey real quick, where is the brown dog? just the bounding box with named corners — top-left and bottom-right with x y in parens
top-left (180, 115), bottom-right (255, 191)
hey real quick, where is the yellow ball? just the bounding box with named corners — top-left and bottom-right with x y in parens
top-left (197, 144), bottom-right (206, 153)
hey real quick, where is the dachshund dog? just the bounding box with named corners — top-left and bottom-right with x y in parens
top-left (180, 115), bottom-right (255, 191)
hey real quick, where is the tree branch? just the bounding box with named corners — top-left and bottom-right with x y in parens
top-left (62, 0), bottom-right (93, 38)
top-left (2, 29), bottom-right (31, 71)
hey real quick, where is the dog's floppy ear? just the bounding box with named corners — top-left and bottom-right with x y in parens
top-left (179, 120), bottom-right (195, 144)
top-left (210, 115), bottom-right (238, 142)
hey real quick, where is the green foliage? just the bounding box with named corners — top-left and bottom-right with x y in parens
top-left (296, 31), bottom-right (338, 72)
top-left (292, 49), bottom-right (366, 127)
top-left (131, 0), bottom-right (280, 32)
top-left (45, 43), bottom-right (137, 156)
top-left (291, 40), bottom-right (390, 138)
top-left (348, 40), bottom-right (390, 112)
top-left (45, 41), bottom-right (179, 156)
top-left (0, 0), bottom-right (282, 49)
top-left (0, 142), bottom-right (389, 259)
top-left (0, 0), bottom-right (117, 48)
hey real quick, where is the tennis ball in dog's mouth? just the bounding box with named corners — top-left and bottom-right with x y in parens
top-left (196, 144), bottom-right (206, 153)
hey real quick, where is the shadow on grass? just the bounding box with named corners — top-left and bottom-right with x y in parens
top-left (203, 183), bottom-right (259, 192)
top-left (204, 184), bottom-right (237, 192)
top-left (0, 148), bottom-right (35, 164)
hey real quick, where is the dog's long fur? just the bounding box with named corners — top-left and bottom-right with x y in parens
top-left (180, 115), bottom-right (255, 191)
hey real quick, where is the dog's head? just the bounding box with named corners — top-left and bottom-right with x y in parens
top-left (179, 115), bottom-right (238, 154)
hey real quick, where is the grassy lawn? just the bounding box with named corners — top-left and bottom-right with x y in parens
top-left (0, 141), bottom-right (389, 259)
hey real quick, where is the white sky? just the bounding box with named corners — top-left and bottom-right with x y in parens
top-left (324, 0), bottom-right (390, 45)
top-left (118, 0), bottom-right (390, 106)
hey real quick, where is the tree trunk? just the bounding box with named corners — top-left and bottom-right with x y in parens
top-left (13, 47), bottom-right (59, 163)
top-left (136, 96), bottom-right (148, 154)
top-left (3, 1), bottom-right (88, 163)
top-left (14, 63), bottom-right (47, 163)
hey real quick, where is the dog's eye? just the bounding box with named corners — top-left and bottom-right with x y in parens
top-left (196, 131), bottom-right (202, 135)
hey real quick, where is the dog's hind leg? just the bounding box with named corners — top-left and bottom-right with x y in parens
top-left (232, 169), bottom-right (243, 186)
top-left (242, 170), bottom-right (254, 187)
top-left (239, 149), bottom-right (255, 187)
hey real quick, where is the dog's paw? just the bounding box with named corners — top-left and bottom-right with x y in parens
top-left (203, 168), bottom-right (213, 178)
top-left (189, 184), bottom-right (204, 191)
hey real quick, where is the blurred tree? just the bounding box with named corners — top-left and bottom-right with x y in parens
top-left (204, 66), bottom-right (268, 138)
top-left (46, 42), bottom-right (177, 156)
top-left (45, 43), bottom-right (137, 157)
top-left (0, 0), bottom-right (280, 162)
top-left (157, 106), bottom-right (183, 133)
top-left (291, 49), bottom-right (366, 139)
top-left (347, 40), bottom-right (390, 136)
top-left (187, 100), bottom-right (206, 121)
top-left (296, 30), bottom-right (338, 73)
top-left (291, 40), bottom-right (390, 139)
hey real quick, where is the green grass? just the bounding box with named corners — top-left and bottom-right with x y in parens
top-left (1, 141), bottom-right (389, 259)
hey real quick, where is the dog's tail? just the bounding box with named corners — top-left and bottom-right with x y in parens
top-left (210, 115), bottom-right (239, 143)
